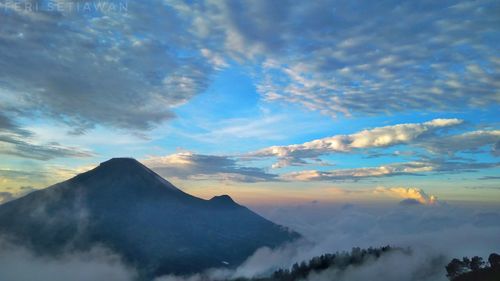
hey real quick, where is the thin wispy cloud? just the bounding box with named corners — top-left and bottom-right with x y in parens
top-left (144, 152), bottom-right (278, 183)
top-left (281, 159), bottom-right (500, 182)
top-left (0, 113), bottom-right (93, 160)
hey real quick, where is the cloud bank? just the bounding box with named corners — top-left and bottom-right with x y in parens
top-left (281, 159), bottom-right (500, 182)
top-left (250, 118), bottom-right (463, 168)
top-left (170, 0), bottom-right (500, 116)
top-left (0, 186), bottom-right (499, 281)
top-left (144, 152), bottom-right (277, 182)
top-left (0, 240), bottom-right (136, 281)
top-left (155, 195), bottom-right (500, 281)
top-left (0, 0), bottom-right (217, 133)
top-left (140, 119), bottom-right (499, 183)
top-left (0, 113), bottom-right (93, 160)
top-left (2, 0), bottom-right (499, 137)
top-left (374, 187), bottom-right (438, 205)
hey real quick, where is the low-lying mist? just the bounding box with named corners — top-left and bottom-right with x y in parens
top-left (1, 200), bottom-right (499, 281)
top-left (158, 200), bottom-right (500, 281)
top-left (0, 240), bottom-right (136, 281)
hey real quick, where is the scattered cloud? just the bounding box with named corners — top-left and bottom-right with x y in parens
top-left (0, 186), bottom-right (37, 204)
top-left (478, 176), bottom-right (500, 181)
top-left (143, 152), bottom-right (278, 182)
top-left (3, 0), bottom-right (498, 136)
top-left (493, 141), bottom-right (500, 156)
top-left (374, 187), bottom-right (438, 205)
top-left (0, 168), bottom-right (50, 190)
top-left (0, 163), bottom-right (94, 194)
top-left (0, 113), bottom-right (93, 160)
top-left (260, 2), bottom-right (500, 116)
top-left (143, 117), bottom-right (499, 183)
top-left (250, 119), bottom-right (462, 168)
top-left (0, 0), bottom-right (217, 133)
top-left (421, 130), bottom-right (500, 156)
top-left (281, 160), bottom-right (499, 182)
top-left (169, 0), bottom-right (500, 116)
top-left (281, 163), bottom-right (424, 181)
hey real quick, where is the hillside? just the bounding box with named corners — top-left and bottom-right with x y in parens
top-left (0, 158), bottom-right (299, 279)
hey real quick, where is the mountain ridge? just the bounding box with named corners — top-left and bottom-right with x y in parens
top-left (0, 157), bottom-right (299, 280)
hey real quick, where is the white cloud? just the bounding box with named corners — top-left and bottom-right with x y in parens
top-left (281, 162), bottom-right (429, 181)
top-left (140, 118), bottom-right (499, 183)
top-left (281, 160), bottom-right (499, 182)
top-left (250, 119), bottom-right (462, 168)
top-left (374, 187), bottom-right (438, 205)
top-left (0, 113), bottom-right (93, 160)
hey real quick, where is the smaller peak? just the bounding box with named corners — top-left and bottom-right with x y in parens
top-left (209, 195), bottom-right (238, 206)
top-left (210, 194), bottom-right (233, 201)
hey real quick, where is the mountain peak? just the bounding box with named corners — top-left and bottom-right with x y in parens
top-left (99, 157), bottom-right (142, 167)
top-left (0, 158), bottom-right (300, 279)
top-left (209, 194), bottom-right (239, 207)
top-left (72, 157), bottom-right (182, 193)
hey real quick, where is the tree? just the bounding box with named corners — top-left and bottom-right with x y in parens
top-left (267, 246), bottom-right (395, 281)
top-left (446, 258), bottom-right (468, 279)
top-left (489, 253), bottom-right (500, 269)
top-left (462, 257), bottom-right (471, 269)
top-left (470, 256), bottom-right (484, 271)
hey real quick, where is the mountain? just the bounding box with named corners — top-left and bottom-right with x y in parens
top-left (0, 158), bottom-right (299, 279)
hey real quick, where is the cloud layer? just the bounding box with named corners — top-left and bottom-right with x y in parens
top-left (2, 0), bottom-right (499, 136)
top-left (141, 118), bottom-right (499, 183)
top-left (250, 118), bottom-right (463, 168)
top-left (374, 187), bottom-right (438, 205)
top-left (0, 113), bottom-right (93, 160)
top-left (0, 241), bottom-right (136, 281)
top-left (0, 0), bottom-right (216, 133)
top-left (281, 159), bottom-right (500, 182)
top-left (170, 0), bottom-right (500, 116)
top-left (156, 198), bottom-right (500, 281)
top-left (144, 152), bottom-right (277, 182)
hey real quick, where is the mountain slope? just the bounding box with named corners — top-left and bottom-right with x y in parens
top-left (0, 158), bottom-right (299, 279)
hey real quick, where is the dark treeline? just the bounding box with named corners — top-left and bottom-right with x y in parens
top-left (446, 252), bottom-right (500, 281)
top-left (232, 245), bottom-right (398, 281)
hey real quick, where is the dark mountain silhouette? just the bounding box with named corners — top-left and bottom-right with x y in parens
top-left (0, 158), bottom-right (299, 279)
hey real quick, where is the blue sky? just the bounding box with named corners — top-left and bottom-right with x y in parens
top-left (0, 0), bottom-right (499, 205)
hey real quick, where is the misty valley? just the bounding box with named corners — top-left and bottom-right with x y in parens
top-left (0, 159), bottom-right (499, 281)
